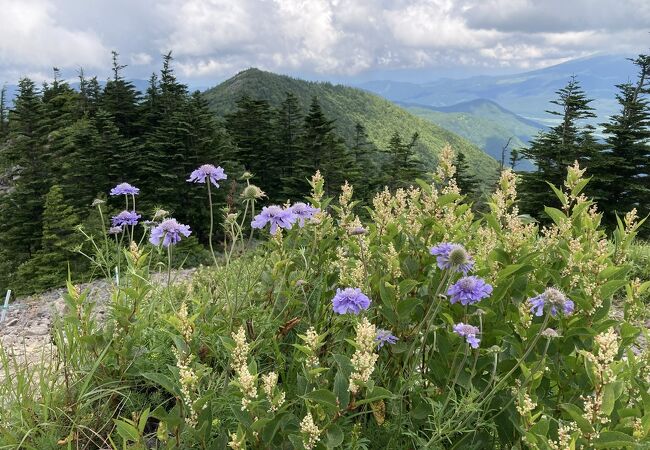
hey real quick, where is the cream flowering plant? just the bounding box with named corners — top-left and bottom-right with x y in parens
top-left (3, 155), bottom-right (649, 449)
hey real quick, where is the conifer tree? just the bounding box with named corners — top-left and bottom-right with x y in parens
top-left (519, 76), bottom-right (600, 215)
top-left (455, 151), bottom-right (480, 198)
top-left (226, 95), bottom-right (281, 199)
top-left (15, 185), bottom-right (81, 293)
top-left (384, 131), bottom-right (423, 189)
top-left (101, 51), bottom-right (141, 137)
top-left (591, 54), bottom-right (650, 228)
top-left (0, 79), bottom-right (47, 256)
top-left (278, 93), bottom-right (304, 199)
top-left (300, 97), bottom-right (355, 197)
top-left (0, 85), bottom-right (8, 140)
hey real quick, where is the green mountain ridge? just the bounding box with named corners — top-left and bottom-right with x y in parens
top-left (202, 68), bottom-right (499, 181)
top-left (400, 99), bottom-right (543, 170)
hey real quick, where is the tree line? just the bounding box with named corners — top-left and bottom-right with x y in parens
top-left (0, 52), bottom-right (432, 294)
top-left (518, 53), bottom-right (650, 228)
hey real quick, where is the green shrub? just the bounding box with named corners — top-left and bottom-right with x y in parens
top-left (2, 156), bottom-right (649, 449)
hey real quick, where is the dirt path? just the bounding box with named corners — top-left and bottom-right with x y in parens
top-left (0, 269), bottom-right (196, 374)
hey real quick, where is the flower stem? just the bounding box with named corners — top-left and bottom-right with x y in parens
top-left (207, 182), bottom-right (219, 267)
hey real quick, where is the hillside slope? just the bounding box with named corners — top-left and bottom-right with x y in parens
top-left (359, 54), bottom-right (635, 125)
top-left (202, 68), bottom-right (499, 180)
top-left (401, 99), bottom-right (543, 170)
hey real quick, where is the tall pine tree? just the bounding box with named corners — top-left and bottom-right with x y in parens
top-left (519, 76), bottom-right (599, 216)
top-left (591, 54), bottom-right (650, 228)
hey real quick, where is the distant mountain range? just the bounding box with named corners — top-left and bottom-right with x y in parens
top-left (202, 68), bottom-right (500, 181)
top-left (399, 99), bottom-right (544, 170)
top-left (359, 54), bottom-right (637, 126)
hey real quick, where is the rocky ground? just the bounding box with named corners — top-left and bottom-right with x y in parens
top-left (0, 269), bottom-right (196, 375)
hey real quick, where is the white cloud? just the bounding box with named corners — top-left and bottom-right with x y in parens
top-left (0, 0), bottom-right (647, 82)
top-left (0, 0), bottom-right (108, 75)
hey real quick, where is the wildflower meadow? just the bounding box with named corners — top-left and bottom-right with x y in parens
top-left (1, 148), bottom-right (650, 450)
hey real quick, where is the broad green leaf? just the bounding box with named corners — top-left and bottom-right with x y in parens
top-left (602, 381), bottom-right (624, 416)
top-left (325, 424), bottom-right (344, 448)
top-left (560, 403), bottom-right (594, 434)
top-left (592, 431), bottom-right (635, 448)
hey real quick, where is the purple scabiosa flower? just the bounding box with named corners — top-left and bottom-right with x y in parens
top-left (528, 287), bottom-right (574, 317)
top-left (111, 210), bottom-right (141, 227)
top-left (110, 182), bottom-right (140, 196)
top-left (453, 322), bottom-right (481, 349)
top-left (331, 288), bottom-right (371, 315)
top-left (429, 242), bottom-right (474, 274)
top-left (149, 218), bottom-right (192, 247)
top-left (447, 276), bottom-right (492, 306)
top-left (375, 329), bottom-right (398, 348)
top-left (187, 164), bottom-right (227, 187)
top-left (251, 205), bottom-right (297, 235)
top-left (290, 202), bottom-right (320, 227)
top-left (108, 226), bottom-right (123, 235)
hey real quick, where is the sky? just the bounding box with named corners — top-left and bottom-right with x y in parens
top-left (0, 0), bottom-right (648, 86)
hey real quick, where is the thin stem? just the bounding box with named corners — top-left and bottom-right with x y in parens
top-left (207, 182), bottom-right (219, 267)
top-left (167, 245), bottom-right (172, 287)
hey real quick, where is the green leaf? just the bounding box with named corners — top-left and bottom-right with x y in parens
top-left (356, 386), bottom-right (392, 406)
top-left (325, 424), bottom-right (344, 448)
top-left (114, 418), bottom-right (140, 442)
top-left (600, 279), bottom-right (628, 300)
top-left (396, 297), bottom-right (420, 321)
top-left (334, 369), bottom-right (350, 410)
top-left (602, 381), bottom-right (624, 416)
top-left (560, 403), bottom-right (594, 434)
top-left (305, 389), bottom-right (339, 409)
top-left (398, 279), bottom-right (419, 295)
top-left (544, 206), bottom-right (567, 226)
top-left (142, 372), bottom-right (179, 396)
top-left (592, 431), bottom-right (636, 448)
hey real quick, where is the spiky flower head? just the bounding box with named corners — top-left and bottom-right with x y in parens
top-left (241, 184), bottom-right (266, 201)
top-left (187, 164), bottom-right (227, 187)
top-left (251, 205), bottom-right (297, 235)
top-left (447, 276), bottom-right (493, 306)
top-left (111, 210), bottom-right (141, 227)
top-left (453, 322), bottom-right (481, 348)
top-left (108, 226), bottom-right (123, 235)
top-left (375, 329), bottom-right (398, 348)
top-left (290, 202), bottom-right (320, 227)
top-left (149, 218), bottom-right (191, 247)
top-left (430, 242), bottom-right (474, 274)
top-left (528, 287), bottom-right (574, 317)
top-left (332, 287), bottom-right (371, 315)
top-left (110, 182), bottom-right (139, 196)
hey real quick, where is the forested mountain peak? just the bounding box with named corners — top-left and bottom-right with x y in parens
top-left (203, 68), bottom-right (499, 180)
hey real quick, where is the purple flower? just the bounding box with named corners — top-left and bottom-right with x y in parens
top-left (429, 242), bottom-right (474, 274)
top-left (111, 210), bottom-right (141, 227)
top-left (290, 202), bottom-right (320, 227)
top-left (375, 329), bottom-right (398, 348)
top-left (453, 323), bottom-right (481, 349)
top-left (447, 276), bottom-right (492, 306)
top-left (251, 205), bottom-right (297, 235)
top-left (528, 288), bottom-right (574, 317)
top-left (149, 218), bottom-right (192, 247)
top-left (108, 226), bottom-right (123, 235)
top-left (332, 288), bottom-right (371, 315)
top-left (187, 164), bottom-right (227, 187)
top-left (110, 182), bottom-right (140, 196)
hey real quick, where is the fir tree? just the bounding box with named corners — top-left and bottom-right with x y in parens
top-left (592, 54), bottom-right (650, 228)
top-left (15, 185), bottom-right (81, 293)
top-left (300, 97), bottom-right (354, 197)
top-left (277, 93), bottom-right (304, 199)
top-left (384, 131), bottom-right (423, 189)
top-left (519, 76), bottom-right (600, 216)
top-left (455, 151), bottom-right (479, 198)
